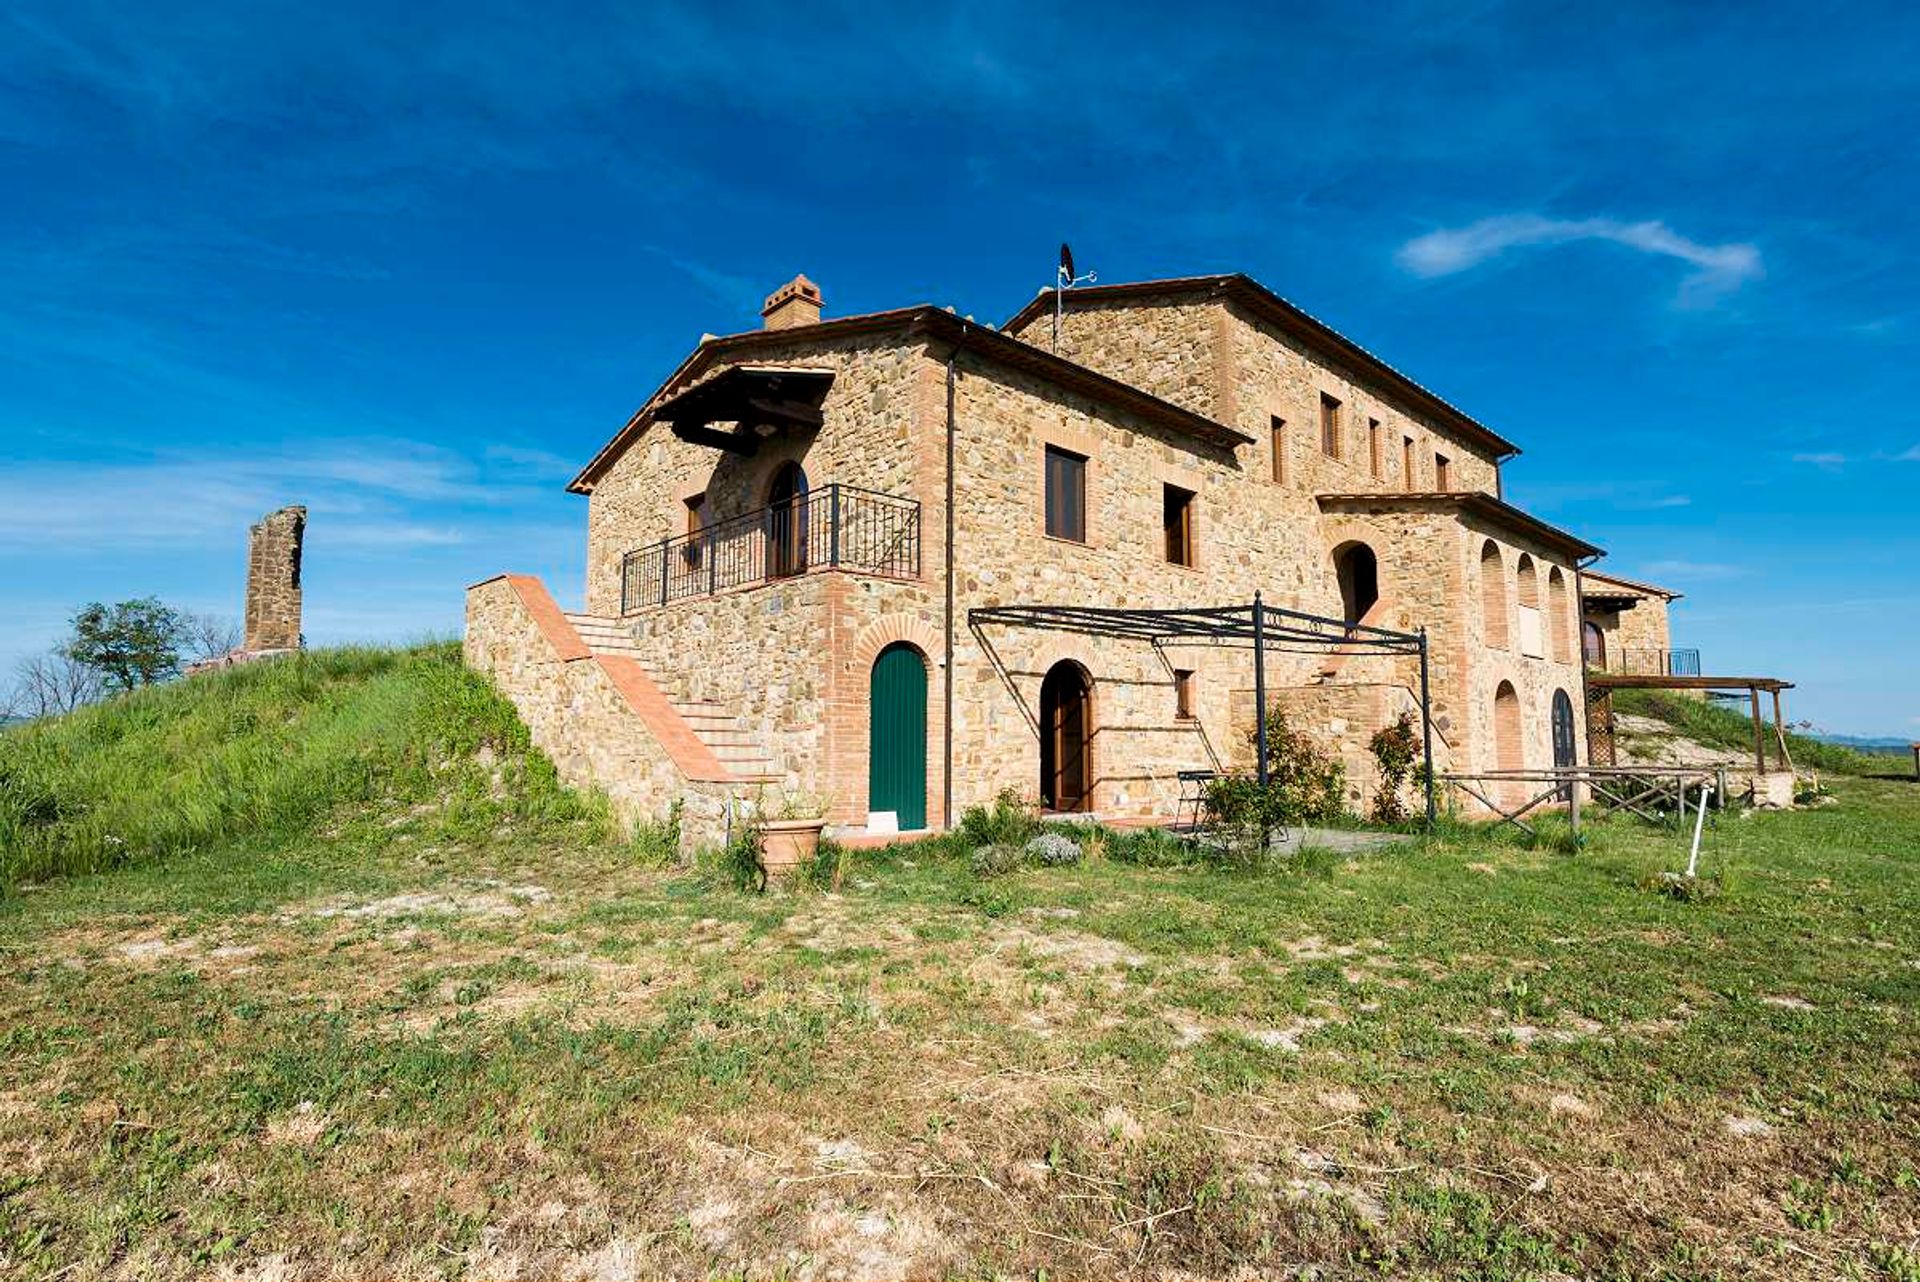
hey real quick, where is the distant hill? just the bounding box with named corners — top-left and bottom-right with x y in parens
top-left (1809, 732), bottom-right (1911, 753)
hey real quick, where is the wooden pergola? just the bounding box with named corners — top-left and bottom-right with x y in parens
top-left (1587, 672), bottom-right (1796, 776)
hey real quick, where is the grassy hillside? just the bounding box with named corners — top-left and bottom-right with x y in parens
top-left (1, 647), bottom-right (1916, 1277)
top-left (0, 644), bottom-right (609, 894)
top-left (1611, 687), bottom-right (1903, 776)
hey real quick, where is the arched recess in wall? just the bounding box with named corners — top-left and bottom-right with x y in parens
top-left (1515, 555), bottom-right (1541, 657)
top-left (1039, 660), bottom-right (1094, 813)
top-left (1479, 541), bottom-right (1508, 649)
top-left (766, 460), bottom-right (809, 578)
top-left (1494, 680), bottom-right (1523, 775)
top-left (1332, 541), bottom-right (1380, 632)
top-left (1546, 567), bottom-right (1571, 663)
top-left (868, 643), bottom-right (929, 832)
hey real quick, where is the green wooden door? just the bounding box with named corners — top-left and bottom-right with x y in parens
top-left (868, 644), bottom-right (928, 830)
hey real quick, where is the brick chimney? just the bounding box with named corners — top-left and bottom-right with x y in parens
top-left (761, 274), bottom-right (823, 330)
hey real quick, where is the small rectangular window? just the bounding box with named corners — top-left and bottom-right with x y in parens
top-left (682, 493), bottom-right (707, 568)
top-left (1402, 436), bottom-right (1417, 490)
top-left (1435, 453), bottom-right (1452, 492)
top-left (1044, 446), bottom-right (1086, 542)
top-left (1174, 669), bottom-right (1195, 720)
top-left (1320, 394), bottom-right (1342, 458)
top-left (1163, 484), bottom-right (1196, 567)
top-left (1269, 416), bottom-right (1286, 484)
top-left (1368, 419), bottom-right (1382, 478)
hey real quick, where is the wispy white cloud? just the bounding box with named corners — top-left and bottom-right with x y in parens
top-left (0, 440), bottom-right (550, 552)
top-left (1792, 451), bottom-right (1849, 469)
top-left (1396, 214), bottom-right (1762, 305)
top-left (1642, 559), bottom-right (1745, 581)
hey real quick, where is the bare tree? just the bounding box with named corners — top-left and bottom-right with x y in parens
top-left (180, 611), bottom-right (243, 663)
top-left (6, 649), bottom-right (106, 721)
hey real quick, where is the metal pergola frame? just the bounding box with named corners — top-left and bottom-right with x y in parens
top-left (967, 591), bottom-right (1439, 825)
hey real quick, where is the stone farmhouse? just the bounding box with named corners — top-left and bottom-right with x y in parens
top-left (467, 271), bottom-right (1678, 849)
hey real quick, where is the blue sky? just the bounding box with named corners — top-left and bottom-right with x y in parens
top-left (3, 1), bottom-right (1917, 736)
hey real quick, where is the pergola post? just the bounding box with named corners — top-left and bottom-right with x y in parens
top-left (1252, 590), bottom-right (1269, 787)
top-left (1750, 686), bottom-right (1766, 774)
top-left (1419, 626), bottom-right (1436, 828)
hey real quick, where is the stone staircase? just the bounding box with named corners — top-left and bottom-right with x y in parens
top-left (562, 612), bottom-right (781, 784)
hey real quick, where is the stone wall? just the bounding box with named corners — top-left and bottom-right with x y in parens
top-left (1012, 294), bottom-right (1504, 501)
top-left (244, 505), bottom-right (305, 652)
top-left (584, 334), bottom-right (934, 617)
top-left (546, 299), bottom-right (1596, 834)
top-left (1583, 590), bottom-right (1673, 663)
top-left (465, 576), bottom-right (740, 850)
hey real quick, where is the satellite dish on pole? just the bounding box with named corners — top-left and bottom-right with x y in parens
top-left (1051, 243), bottom-right (1096, 353)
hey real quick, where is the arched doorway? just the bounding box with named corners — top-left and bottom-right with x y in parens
top-left (1550, 688), bottom-right (1576, 800)
top-left (868, 643), bottom-right (928, 831)
top-left (1550, 689), bottom-right (1576, 769)
top-left (766, 461), bottom-right (809, 578)
top-left (1582, 620), bottom-right (1607, 669)
top-left (1333, 542), bottom-right (1379, 632)
top-left (1039, 661), bottom-right (1093, 813)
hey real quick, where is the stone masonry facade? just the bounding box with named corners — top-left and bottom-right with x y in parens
top-left (467, 271), bottom-right (1639, 847)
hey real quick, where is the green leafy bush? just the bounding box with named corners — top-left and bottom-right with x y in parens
top-left (1368, 713), bottom-right (1419, 823)
top-left (957, 788), bottom-right (1039, 849)
top-left (969, 843), bottom-right (1025, 878)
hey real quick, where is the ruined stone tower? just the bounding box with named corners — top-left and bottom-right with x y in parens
top-left (243, 505), bottom-right (305, 652)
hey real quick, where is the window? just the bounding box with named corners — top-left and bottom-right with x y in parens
top-left (1174, 669), bottom-right (1195, 720)
top-left (682, 493), bottom-right (707, 569)
top-left (1162, 484), bottom-right (1196, 567)
top-left (1434, 453), bottom-right (1452, 492)
top-left (1402, 435), bottom-right (1417, 490)
top-left (1319, 394), bottom-right (1343, 458)
top-left (1269, 416), bottom-right (1286, 484)
top-left (1044, 446), bottom-right (1086, 542)
top-left (1367, 419), bottom-right (1382, 478)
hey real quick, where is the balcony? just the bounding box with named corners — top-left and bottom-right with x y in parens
top-left (1594, 647), bottom-right (1701, 677)
top-left (621, 483), bottom-right (921, 613)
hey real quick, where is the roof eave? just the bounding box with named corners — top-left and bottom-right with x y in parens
top-left (1315, 491), bottom-right (1603, 561)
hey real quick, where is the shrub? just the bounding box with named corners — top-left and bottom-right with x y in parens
top-left (969, 843), bottom-right (1025, 878)
top-left (1368, 713), bottom-right (1420, 824)
top-left (958, 788), bottom-right (1039, 849)
top-left (1025, 831), bottom-right (1082, 866)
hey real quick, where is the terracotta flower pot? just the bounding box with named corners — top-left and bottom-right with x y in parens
top-left (758, 818), bottom-right (824, 885)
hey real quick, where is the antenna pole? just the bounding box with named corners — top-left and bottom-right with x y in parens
top-left (1053, 272), bottom-right (1063, 353)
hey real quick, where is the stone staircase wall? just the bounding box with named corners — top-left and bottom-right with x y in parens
top-left (464, 574), bottom-right (757, 850)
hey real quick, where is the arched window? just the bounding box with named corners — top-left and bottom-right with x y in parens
top-left (1040, 660), bottom-right (1094, 812)
top-left (1547, 567), bottom-right (1571, 663)
top-left (1583, 620), bottom-right (1607, 669)
top-left (1479, 542), bottom-right (1508, 649)
top-left (1333, 541), bottom-right (1380, 632)
top-left (766, 461), bottom-right (809, 577)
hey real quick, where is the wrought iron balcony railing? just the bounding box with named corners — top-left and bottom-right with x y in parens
top-left (1594, 647), bottom-right (1701, 677)
top-left (621, 483), bottom-right (920, 613)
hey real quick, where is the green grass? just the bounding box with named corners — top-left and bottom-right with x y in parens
top-left (0, 649), bottom-right (1915, 1278)
top-left (1612, 686), bottom-right (1905, 777)
top-left (0, 643), bottom-right (610, 893)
